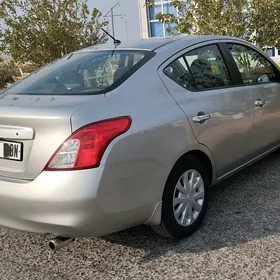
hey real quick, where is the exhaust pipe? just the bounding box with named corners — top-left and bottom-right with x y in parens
top-left (48, 236), bottom-right (75, 251)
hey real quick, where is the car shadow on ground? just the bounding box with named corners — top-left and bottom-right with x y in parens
top-left (102, 150), bottom-right (280, 261)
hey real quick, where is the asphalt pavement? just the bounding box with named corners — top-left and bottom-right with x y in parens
top-left (1, 151), bottom-right (280, 280)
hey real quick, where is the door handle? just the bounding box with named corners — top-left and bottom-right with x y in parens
top-left (255, 99), bottom-right (265, 107)
top-left (192, 114), bottom-right (211, 123)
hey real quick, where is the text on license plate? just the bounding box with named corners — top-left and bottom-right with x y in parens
top-left (0, 141), bottom-right (23, 161)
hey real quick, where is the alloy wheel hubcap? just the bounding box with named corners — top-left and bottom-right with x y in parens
top-left (172, 169), bottom-right (205, 227)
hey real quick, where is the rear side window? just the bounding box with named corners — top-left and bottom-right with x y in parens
top-left (164, 57), bottom-right (194, 89)
top-left (164, 44), bottom-right (232, 91)
top-left (227, 43), bottom-right (278, 85)
top-left (3, 50), bottom-right (155, 95)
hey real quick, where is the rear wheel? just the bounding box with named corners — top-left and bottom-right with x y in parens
top-left (152, 155), bottom-right (210, 239)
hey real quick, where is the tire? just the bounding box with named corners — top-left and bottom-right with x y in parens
top-left (152, 155), bottom-right (210, 239)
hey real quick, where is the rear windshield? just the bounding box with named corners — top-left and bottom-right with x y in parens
top-left (3, 50), bottom-right (155, 95)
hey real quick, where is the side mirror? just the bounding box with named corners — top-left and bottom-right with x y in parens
top-left (257, 74), bottom-right (270, 83)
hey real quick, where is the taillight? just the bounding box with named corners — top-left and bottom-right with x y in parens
top-left (44, 116), bottom-right (132, 171)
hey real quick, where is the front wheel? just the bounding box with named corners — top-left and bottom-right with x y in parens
top-left (152, 155), bottom-right (210, 239)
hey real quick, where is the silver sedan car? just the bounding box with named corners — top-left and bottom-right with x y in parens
top-left (0, 35), bottom-right (280, 248)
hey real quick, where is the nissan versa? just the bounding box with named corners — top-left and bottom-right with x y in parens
top-left (0, 35), bottom-right (280, 250)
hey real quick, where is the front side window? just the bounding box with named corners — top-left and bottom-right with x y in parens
top-left (164, 44), bottom-right (232, 91)
top-left (227, 44), bottom-right (278, 85)
top-left (3, 50), bottom-right (154, 95)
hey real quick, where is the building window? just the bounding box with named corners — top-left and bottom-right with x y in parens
top-left (266, 48), bottom-right (275, 57)
top-left (163, 3), bottom-right (177, 14)
top-left (149, 4), bottom-right (161, 20)
top-left (166, 23), bottom-right (178, 36)
top-left (150, 22), bottom-right (164, 37)
top-left (147, 0), bottom-right (179, 37)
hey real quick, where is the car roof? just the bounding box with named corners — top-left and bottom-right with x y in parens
top-left (77, 35), bottom-right (242, 53)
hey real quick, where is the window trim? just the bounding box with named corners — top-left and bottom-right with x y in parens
top-left (219, 43), bottom-right (244, 85)
top-left (158, 39), bottom-right (280, 94)
top-left (222, 42), bottom-right (280, 87)
top-left (162, 43), bottom-right (234, 92)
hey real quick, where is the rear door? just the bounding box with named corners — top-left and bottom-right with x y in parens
top-left (158, 42), bottom-right (254, 179)
top-left (225, 42), bottom-right (280, 156)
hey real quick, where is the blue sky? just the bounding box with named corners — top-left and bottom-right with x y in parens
top-left (89, 0), bottom-right (141, 41)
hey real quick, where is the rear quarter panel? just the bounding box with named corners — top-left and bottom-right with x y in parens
top-left (71, 57), bottom-right (216, 224)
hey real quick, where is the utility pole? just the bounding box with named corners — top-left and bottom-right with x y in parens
top-left (104, 2), bottom-right (123, 38)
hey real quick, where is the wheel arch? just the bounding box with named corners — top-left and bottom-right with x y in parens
top-left (145, 148), bottom-right (215, 226)
top-left (176, 150), bottom-right (214, 186)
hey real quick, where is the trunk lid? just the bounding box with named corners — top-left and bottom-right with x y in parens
top-left (0, 94), bottom-right (101, 180)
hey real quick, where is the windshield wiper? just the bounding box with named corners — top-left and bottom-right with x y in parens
top-left (101, 28), bottom-right (121, 56)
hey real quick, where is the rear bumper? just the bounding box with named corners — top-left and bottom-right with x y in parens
top-left (0, 168), bottom-right (155, 237)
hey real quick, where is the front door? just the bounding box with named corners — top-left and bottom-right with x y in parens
top-left (226, 42), bottom-right (280, 156)
top-left (159, 43), bottom-right (254, 179)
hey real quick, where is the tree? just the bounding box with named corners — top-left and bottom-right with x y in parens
top-left (146, 0), bottom-right (280, 50)
top-left (247, 0), bottom-right (280, 49)
top-left (147, 0), bottom-right (247, 38)
top-left (0, 60), bottom-right (16, 89)
top-left (0, 0), bottom-right (108, 66)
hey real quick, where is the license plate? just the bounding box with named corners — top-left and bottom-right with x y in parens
top-left (0, 141), bottom-right (23, 161)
